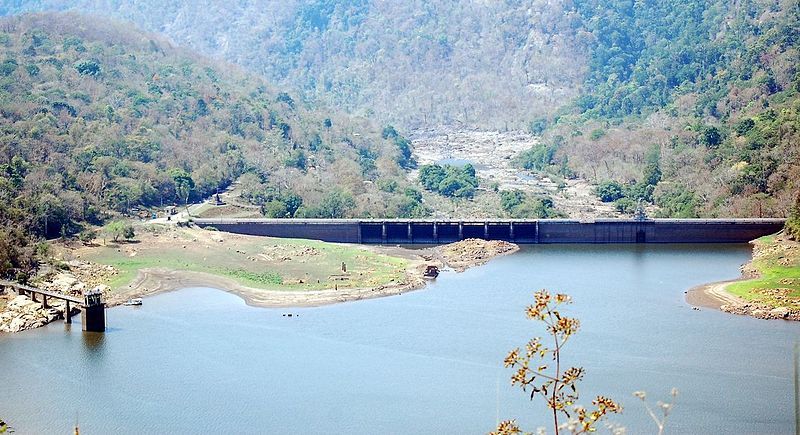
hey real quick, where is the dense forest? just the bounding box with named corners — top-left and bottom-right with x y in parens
top-left (0, 13), bottom-right (419, 277)
top-left (545, 0), bottom-right (800, 217)
top-left (6, 1), bottom-right (798, 218)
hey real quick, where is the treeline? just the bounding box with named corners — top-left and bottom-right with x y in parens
top-left (0, 14), bottom-right (415, 277)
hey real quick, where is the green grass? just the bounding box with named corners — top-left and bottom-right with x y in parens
top-left (726, 235), bottom-right (800, 309)
top-left (78, 227), bottom-right (409, 292)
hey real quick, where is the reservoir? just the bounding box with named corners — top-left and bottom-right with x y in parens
top-left (1, 244), bottom-right (798, 434)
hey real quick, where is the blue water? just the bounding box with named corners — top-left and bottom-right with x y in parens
top-left (1, 244), bottom-right (798, 434)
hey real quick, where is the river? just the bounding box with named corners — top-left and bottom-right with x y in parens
top-left (1, 244), bottom-right (798, 434)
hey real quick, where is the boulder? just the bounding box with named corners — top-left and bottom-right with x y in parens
top-left (769, 307), bottom-right (790, 319)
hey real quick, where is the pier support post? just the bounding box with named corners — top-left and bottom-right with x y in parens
top-left (433, 222), bottom-right (438, 243)
top-left (81, 304), bottom-right (106, 332)
top-left (458, 222), bottom-right (463, 240)
top-left (484, 222), bottom-right (489, 239)
top-left (65, 301), bottom-right (71, 324)
top-left (407, 223), bottom-right (413, 243)
top-left (42, 295), bottom-right (48, 309)
top-left (31, 292), bottom-right (37, 303)
top-left (510, 222), bottom-right (515, 241)
top-left (381, 222), bottom-right (387, 244)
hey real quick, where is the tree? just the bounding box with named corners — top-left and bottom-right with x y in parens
top-left (595, 181), bottom-right (624, 202)
top-left (78, 228), bottom-right (97, 244)
top-left (105, 221), bottom-right (134, 242)
top-left (169, 168), bottom-right (194, 209)
top-left (698, 126), bottom-right (722, 149)
top-left (312, 190), bottom-right (356, 218)
top-left (785, 191), bottom-right (800, 240)
top-left (494, 290), bottom-right (621, 435)
top-left (74, 59), bottom-right (101, 76)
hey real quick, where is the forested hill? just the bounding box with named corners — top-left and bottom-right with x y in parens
top-left (6, 1), bottom-right (798, 129)
top-left (0, 13), bottom-right (417, 276)
top-left (3, 0), bottom-right (588, 130)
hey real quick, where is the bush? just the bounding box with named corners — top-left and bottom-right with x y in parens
top-left (785, 192), bottom-right (800, 240)
top-left (517, 143), bottom-right (558, 171)
top-left (74, 59), bottom-right (101, 76)
top-left (78, 228), bottom-right (97, 244)
top-left (614, 197), bottom-right (637, 214)
top-left (654, 184), bottom-right (699, 218)
top-left (105, 220), bottom-right (135, 242)
top-left (589, 128), bottom-right (606, 140)
top-left (418, 164), bottom-right (477, 198)
top-left (595, 181), bottom-right (625, 202)
top-left (500, 190), bottom-right (525, 213)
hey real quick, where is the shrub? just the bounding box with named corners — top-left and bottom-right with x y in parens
top-left (785, 192), bottom-right (800, 240)
top-left (595, 181), bottom-right (625, 202)
top-left (74, 59), bottom-right (101, 76)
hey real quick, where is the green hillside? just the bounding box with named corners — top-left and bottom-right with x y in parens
top-left (0, 1), bottom-right (798, 227)
top-left (543, 0), bottom-right (800, 217)
top-left (0, 13), bottom-right (421, 277)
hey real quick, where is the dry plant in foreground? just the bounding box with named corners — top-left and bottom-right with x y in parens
top-left (631, 389), bottom-right (679, 435)
top-left (492, 290), bottom-right (621, 435)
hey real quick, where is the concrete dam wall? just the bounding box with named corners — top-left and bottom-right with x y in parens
top-left (193, 218), bottom-right (785, 244)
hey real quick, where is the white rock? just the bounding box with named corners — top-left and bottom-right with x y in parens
top-left (770, 307), bottom-right (790, 318)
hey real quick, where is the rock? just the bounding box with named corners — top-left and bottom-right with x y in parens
top-left (769, 307), bottom-right (790, 319)
top-left (7, 317), bottom-right (26, 333)
top-left (92, 284), bottom-right (111, 294)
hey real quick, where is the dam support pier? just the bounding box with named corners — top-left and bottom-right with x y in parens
top-left (193, 218), bottom-right (785, 244)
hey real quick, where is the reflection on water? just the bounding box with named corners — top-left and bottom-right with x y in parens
top-left (0, 244), bottom-right (798, 435)
top-left (81, 331), bottom-right (105, 351)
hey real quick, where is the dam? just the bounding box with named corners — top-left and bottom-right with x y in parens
top-left (192, 218), bottom-right (786, 244)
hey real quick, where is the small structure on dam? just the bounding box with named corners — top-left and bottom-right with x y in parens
top-left (193, 218), bottom-right (786, 245)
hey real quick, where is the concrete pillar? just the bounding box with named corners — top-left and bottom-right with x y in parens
top-left (509, 222), bottom-right (515, 241)
top-left (42, 295), bottom-right (48, 309)
top-left (357, 222), bottom-right (362, 244)
top-left (381, 222), bottom-right (387, 243)
top-left (81, 304), bottom-right (106, 332)
top-left (433, 222), bottom-right (438, 243)
top-left (65, 301), bottom-right (72, 324)
top-left (535, 220), bottom-right (540, 244)
top-left (31, 292), bottom-right (37, 303)
top-left (458, 222), bottom-right (463, 240)
top-left (407, 223), bottom-right (413, 243)
top-left (484, 222), bottom-right (489, 239)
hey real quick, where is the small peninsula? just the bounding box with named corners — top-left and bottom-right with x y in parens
top-left (688, 233), bottom-right (800, 321)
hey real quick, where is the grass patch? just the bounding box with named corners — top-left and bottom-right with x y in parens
top-left (222, 269), bottom-right (283, 286)
top-left (75, 226), bottom-right (409, 293)
top-left (726, 235), bottom-right (800, 309)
